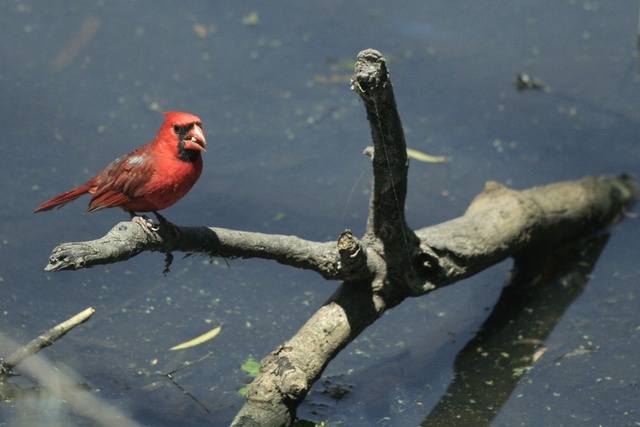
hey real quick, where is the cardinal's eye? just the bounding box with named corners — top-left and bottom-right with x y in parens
top-left (173, 124), bottom-right (195, 135)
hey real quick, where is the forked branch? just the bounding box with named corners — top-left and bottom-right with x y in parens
top-left (37, 50), bottom-right (637, 427)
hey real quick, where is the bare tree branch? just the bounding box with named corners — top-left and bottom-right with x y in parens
top-left (44, 225), bottom-right (344, 279)
top-left (0, 331), bottom-right (142, 427)
top-left (229, 49), bottom-right (637, 426)
top-left (411, 175), bottom-right (637, 295)
top-left (36, 49), bottom-right (637, 426)
top-left (1, 307), bottom-right (95, 380)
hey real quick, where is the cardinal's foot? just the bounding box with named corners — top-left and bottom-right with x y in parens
top-left (132, 215), bottom-right (160, 233)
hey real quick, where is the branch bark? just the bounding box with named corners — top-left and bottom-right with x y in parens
top-left (38, 49), bottom-right (637, 426)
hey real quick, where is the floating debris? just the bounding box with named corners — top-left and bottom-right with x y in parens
top-left (193, 24), bottom-right (216, 38)
top-left (406, 147), bottom-right (449, 163)
top-left (515, 73), bottom-right (551, 92)
top-left (169, 324), bottom-right (222, 350)
top-left (242, 11), bottom-right (260, 26)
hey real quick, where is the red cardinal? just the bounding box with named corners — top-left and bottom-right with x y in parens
top-left (34, 112), bottom-right (206, 223)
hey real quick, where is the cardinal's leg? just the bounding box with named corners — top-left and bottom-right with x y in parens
top-left (152, 211), bottom-right (180, 236)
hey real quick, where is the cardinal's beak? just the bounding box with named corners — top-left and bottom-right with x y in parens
top-left (184, 124), bottom-right (206, 151)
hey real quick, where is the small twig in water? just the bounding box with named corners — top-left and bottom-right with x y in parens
top-left (163, 352), bottom-right (214, 413)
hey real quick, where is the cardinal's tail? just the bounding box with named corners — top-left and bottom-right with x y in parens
top-left (33, 184), bottom-right (93, 213)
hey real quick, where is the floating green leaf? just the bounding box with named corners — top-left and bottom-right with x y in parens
top-left (238, 385), bottom-right (248, 396)
top-left (241, 357), bottom-right (260, 377)
top-left (238, 357), bottom-right (261, 396)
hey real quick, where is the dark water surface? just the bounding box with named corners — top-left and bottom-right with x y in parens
top-left (1, 1), bottom-right (639, 425)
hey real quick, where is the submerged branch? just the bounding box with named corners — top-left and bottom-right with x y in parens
top-left (1, 307), bottom-right (95, 381)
